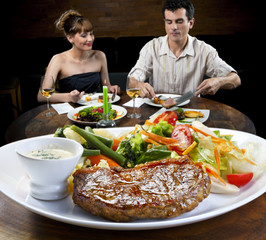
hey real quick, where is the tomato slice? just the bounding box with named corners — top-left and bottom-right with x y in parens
top-left (171, 125), bottom-right (193, 151)
top-left (226, 173), bottom-right (253, 187)
top-left (153, 111), bottom-right (177, 126)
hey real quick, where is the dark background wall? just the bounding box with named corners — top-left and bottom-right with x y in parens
top-left (8, 0), bottom-right (258, 39)
top-left (1, 0), bottom-right (264, 146)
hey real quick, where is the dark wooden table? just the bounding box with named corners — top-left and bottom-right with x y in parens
top-left (2, 93), bottom-right (265, 240)
top-left (5, 93), bottom-right (256, 142)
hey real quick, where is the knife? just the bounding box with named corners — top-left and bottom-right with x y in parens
top-left (174, 91), bottom-right (194, 106)
top-left (162, 91), bottom-right (195, 109)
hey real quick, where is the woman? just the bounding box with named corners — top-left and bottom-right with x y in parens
top-left (37, 10), bottom-right (120, 103)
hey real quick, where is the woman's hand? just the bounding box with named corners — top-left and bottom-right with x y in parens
top-left (109, 85), bottom-right (121, 95)
top-left (69, 90), bottom-right (85, 103)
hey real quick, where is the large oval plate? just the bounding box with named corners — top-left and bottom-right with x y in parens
top-left (0, 127), bottom-right (265, 230)
top-left (67, 105), bottom-right (127, 125)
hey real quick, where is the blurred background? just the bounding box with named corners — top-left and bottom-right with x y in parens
top-left (1, 0), bottom-right (263, 146)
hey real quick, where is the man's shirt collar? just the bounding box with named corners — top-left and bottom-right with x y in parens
top-left (160, 35), bottom-right (195, 58)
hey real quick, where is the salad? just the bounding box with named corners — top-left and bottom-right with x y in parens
top-left (54, 120), bottom-right (266, 194)
top-left (73, 106), bottom-right (118, 122)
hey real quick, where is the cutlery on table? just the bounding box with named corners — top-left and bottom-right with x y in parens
top-left (161, 91), bottom-right (194, 109)
top-left (111, 92), bottom-right (116, 101)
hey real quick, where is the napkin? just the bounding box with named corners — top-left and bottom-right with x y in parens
top-left (51, 103), bottom-right (74, 114)
top-left (123, 98), bottom-right (144, 108)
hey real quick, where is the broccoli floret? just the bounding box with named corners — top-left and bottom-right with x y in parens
top-left (115, 133), bottom-right (147, 168)
top-left (54, 127), bottom-right (65, 138)
top-left (130, 133), bottom-right (147, 159)
top-left (159, 120), bottom-right (174, 137)
top-left (54, 125), bottom-right (71, 138)
top-left (150, 120), bottom-right (173, 137)
top-left (150, 124), bottom-right (164, 136)
top-left (116, 139), bottom-right (135, 168)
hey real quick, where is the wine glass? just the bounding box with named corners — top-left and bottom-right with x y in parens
top-left (40, 76), bottom-right (55, 117)
top-left (126, 76), bottom-right (141, 118)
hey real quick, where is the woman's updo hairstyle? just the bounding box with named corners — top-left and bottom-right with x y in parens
top-left (55, 10), bottom-right (93, 36)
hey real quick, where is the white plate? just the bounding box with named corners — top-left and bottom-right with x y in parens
top-left (67, 105), bottom-right (127, 125)
top-left (143, 94), bottom-right (190, 107)
top-left (0, 127), bottom-right (265, 230)
top-left (149, 108), bottom-right (210, 124)
top-left (78, 93), bottom-right (120, 106)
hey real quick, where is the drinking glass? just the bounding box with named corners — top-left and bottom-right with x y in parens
top-left (126, 77), bottom-right (141, 118)
top-left (40, 76), bottom-right (55, 117)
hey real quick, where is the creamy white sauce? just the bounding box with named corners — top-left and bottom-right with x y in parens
top-left (27, 149), bottom-right (73, 160)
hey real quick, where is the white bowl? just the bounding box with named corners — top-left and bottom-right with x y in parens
top-left (16, 137), bottom-right (83, 200)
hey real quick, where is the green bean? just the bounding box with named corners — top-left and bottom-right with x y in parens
top-left (84, 126), bottom-right (113, 148)
top-left (71, 125), bottom-right (126, 167)
top-left (82, 148), bottom-right (100, 157)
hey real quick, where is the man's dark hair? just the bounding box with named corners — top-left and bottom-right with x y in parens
top-left (162, 0), bottom-right (195, 20)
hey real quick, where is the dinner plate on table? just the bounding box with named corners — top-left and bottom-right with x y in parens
top-left (0, 127), bottom-right (265, 230)
top-left (143, 94), bottom-right (190, 107)
top-left (67, 104), bottom-right (127, 125)
top-left (149, 108), bottom-right (210, 124)
top-left (77, 93), bottom-right (120, 106)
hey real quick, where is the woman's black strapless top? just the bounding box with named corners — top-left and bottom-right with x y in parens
top-left (56, 72), bottom-right (101, 93)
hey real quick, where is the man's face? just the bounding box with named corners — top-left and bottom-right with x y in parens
top-left (164, 8), bottom-right (194, 43)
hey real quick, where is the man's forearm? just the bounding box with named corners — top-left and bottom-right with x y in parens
top-left (220, 72), bottom-right (241, 90)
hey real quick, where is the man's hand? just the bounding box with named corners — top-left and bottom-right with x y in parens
top-left (139, 82), bottom-right (156, 98)
top-left (195, 72), bottom-right (241, 96)
top-left (129, 77), bottom-right (156, 98)
top-left (195, 78), bottom-right (221, 96)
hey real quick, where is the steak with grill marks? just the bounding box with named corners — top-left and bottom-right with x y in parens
top-left (72, 156), bottom-right (211, 222)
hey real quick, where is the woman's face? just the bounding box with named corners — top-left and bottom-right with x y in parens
top-left (68, 31), bottom-right (95, 51)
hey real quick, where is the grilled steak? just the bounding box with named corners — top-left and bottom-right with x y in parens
top-left (72, 156), bottom-right (211, 222)
top-left (161, 97), bottom-right (177, 108)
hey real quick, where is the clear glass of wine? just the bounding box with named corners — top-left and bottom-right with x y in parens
top-left (126, 76), bottom-right (141, 118)
top-left (40, 76), bottom-right (55, 117)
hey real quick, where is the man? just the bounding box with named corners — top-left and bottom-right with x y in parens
top-left (128, 0), bottom-right (241, 98)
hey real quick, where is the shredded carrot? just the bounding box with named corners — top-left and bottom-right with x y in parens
top-left (182, 141), bottom-right (197, 155)
top-left (132, 125), bottom-right (138, 135)
top-left (186, 124), bottom-right (226, 142)
top-left (144, 138), bottom-right (161, 146)
top-left (243, 158), bottom-right (257, 166)
top-left (217, 142), bottom-right (231, 152)
top-left (144, 119), bottom-right (154, 126)
top-left (186, 124), bottom-right (211, 137)
top-left (214, 146), bottom-right (220, 175)
top-left (139, 130), bottom-right (179, 145)
top-left (206, 166), bottom-right (226, 186)
top-left (195, 162), bottom-right (226, 185)
top-left (211, 138), bottom-right (227, 143)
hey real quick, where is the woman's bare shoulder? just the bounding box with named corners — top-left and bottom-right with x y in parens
top-left (50, 50), bottom-right (70, 63)
top-left (91, 50), bottom-right (105, 58)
